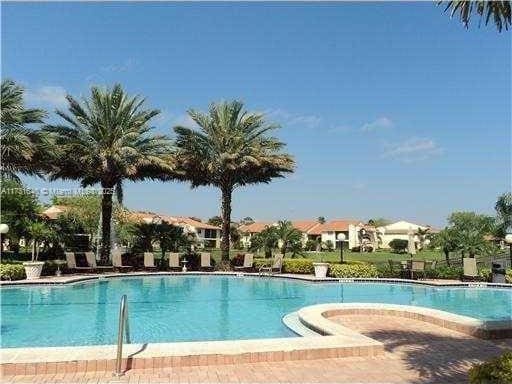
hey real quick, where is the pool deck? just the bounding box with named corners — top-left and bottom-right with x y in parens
top-left (1, 270), bottom-right (511, 288)
top-left (2, 310), bottom-right (511, 383)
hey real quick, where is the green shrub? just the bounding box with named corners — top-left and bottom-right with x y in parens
top-left (376, 264), bottom-right (402, 278)
top-left (478, 267), bottom-right (492, 282)
top-left (42, 260), bottom-right (70, 276)
top-left (507, 269), bottom-right (512, 284)
top-left (282, 258), bottom-right (314, 274)
top-left (388, 239), bottom-right (408, 253)
top-left (0, 264), bottom-right (26, 280)
top-left (329, 263), bottom-right (378, 278)
top-left (469, 351), bottom-right (512, 384)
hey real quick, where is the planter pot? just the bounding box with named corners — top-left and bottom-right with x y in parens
top-left (313, 262), bottom-right (329, 278)
top-left (22, 261), bottom-right (44, 280)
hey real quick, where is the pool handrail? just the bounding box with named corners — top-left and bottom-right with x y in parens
top-left (114, 294), bottom-right (130, 376)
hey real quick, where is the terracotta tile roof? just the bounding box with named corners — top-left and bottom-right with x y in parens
top-left (41, 205), bottom-right (68, 220)
top-left (291, 220), bottom-right (322, 233)
top-left (123, 211), bottom-right (221, 230)
top-left (238, 222), bottom-right (273, 234)
top-left (314, 220), bottom-right (362, 233)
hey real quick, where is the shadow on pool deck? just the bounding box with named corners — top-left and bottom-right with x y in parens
top-left (372, 329), bottom-right (511, 383)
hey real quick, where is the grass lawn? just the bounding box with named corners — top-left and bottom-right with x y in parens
top-left (209, 248), bottom-right (444, 267)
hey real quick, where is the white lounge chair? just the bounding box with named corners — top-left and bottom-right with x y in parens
top-left (234, 253), bottom-right (254, 271)
top-left (463, 257), bottom-right (478, 281)
top-left (112, 250), bottom-right (132, 272)
top-left (85, 251), bottom-right (113, 272)
top-left (200, 252), bottom-right (214, 271)
top-left (168, 252), bottom-right (181, 271)
top-left (64, 252), bottom-right (95, 272)
top-left (259, 254), bottom-right (283, 275)
top-left (143, 252), bottom-right (157, 271)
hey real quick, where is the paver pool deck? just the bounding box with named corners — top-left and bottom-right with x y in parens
top-left (3, 312), bottom-right (511, 384)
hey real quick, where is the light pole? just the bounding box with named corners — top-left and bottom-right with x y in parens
top-left (337, 233), bottom-right (346, 264)
top-left (505, 233), bottom-right (512, 266)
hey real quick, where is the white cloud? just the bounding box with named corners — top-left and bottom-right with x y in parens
top-left (383, 138), bottom-right (443, 163)
top-left (265, 108), bottom-right (322, 129)
top-left (361, 117), bottom-right (394, 132)
top-left (25, 86), bottom-right (68, 109)
top-left (101, 59), bottom-right (136, 73)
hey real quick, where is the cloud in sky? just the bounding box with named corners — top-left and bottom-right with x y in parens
top-left (361, 117), bottom-right (394, 132)
top-left (101, 59), bottom-right (137, 73)
top-left (383, 138), bottom-right (443, 163)
top-left (25, 86), bottom-right (68, 109)
top-left (265, 108), bottom-right (322, 129)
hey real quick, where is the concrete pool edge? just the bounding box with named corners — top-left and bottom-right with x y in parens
top-left (1, 270), bottom-right (511, 289)
top-left (0, 327), bottom-right (383, 376)
top-left (297, 303), bottom-right (512, 340)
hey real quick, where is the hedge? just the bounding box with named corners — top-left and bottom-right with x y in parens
top-left (253, 258), bottom-right (314, 274)
top-left (0, 264), bottom-right (26, 280)
top-left (328, 263), bottom-right (379, 278)
top-left (469, 351), bottom-right (512, 384)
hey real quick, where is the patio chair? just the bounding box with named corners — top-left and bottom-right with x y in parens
top-left (143, 252), bottom-right (158, 271)
top-left (64, 252), bottom-right (95, 273)
top-left (85, 251), bottom-right (113, 272)
top-left (410, 260), bottom-right (425, 280)
top-left (259, 254), bottom-right (283, 275)
top-left (168, 252), bottom-right (181, 271)
top-left (112, 250), bottom-right (132, 272)
top-left (463, 257), bottom-right (478, 281)
top-left (200, 252), bottom-right (214, 271)
top-left (234, 253), bottom-right (254, 272)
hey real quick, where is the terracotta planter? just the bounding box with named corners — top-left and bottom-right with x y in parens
top-left (22, 261), bottom-right (44, 280)
top-left (313, 262), bottom-right (329, 278)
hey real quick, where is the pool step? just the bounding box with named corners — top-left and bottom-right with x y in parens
top-left (282, 312), bottom-right (322, 337)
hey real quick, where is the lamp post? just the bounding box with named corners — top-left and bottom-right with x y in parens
top-left (505, 234), bottom-right (512, 266)
top-left (337, 233), bottom-right (346, 264)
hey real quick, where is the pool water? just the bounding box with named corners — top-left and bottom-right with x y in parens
top-left (1, 275), bottom-right (511, 348)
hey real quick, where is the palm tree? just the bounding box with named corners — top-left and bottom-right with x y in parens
top-left (275, 220), bottom-right (303, 257)
top-left (250, 226), bottom-right (279, 258)
top-left (439, 1), bottom-right (511, 32)
top-left (495, 192), bottom-right (512, 237)
top-left (45, 84), bottom-right (174, 260)
top-left (173, 101), bottom-right (295, 262)
top-left (1, 79), bottom-right (48, 180)
top-left (432, 228), bottom-right (458, 265)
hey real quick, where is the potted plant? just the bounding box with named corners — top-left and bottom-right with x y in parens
top-left (313, 254), bottom-right (329, 278)
top-left (22, 222), bottom-right (51, 280)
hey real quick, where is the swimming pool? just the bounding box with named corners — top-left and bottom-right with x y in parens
top-left (1, 275), bottom-right (511, 348)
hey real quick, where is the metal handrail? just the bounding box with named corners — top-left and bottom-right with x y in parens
top-left (114, 294), bottom-right (130, 376)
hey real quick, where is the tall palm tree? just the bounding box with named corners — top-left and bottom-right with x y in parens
top-left (439, 1), bottom-right (511, 32)
top-left (275, 220), bottom-right (303, 257)
top-left (1, 79), bottom-right (48, 180)
top-left (495, 192), bottom-right (512, 237)
top-left (173, 101), bottom-right (295, 262)
top-left (45, 84), bottom-right (175, 260)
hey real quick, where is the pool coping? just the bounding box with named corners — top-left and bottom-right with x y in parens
top-left (1, 270), bottom-right (511, 289)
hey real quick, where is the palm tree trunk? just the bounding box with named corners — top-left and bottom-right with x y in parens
top-left (220, 185), bottom-right (232, 262)
top-left (100, 186), bottom-right (114, 261)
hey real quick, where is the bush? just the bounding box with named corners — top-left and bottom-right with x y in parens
top-left (389, 239), bottom-right (408, 253)
top-left (0, 264), bottom-right (26, 280)
top-left (41, 260), bottom-right (70, 276)
top-left (469, 351), bottom-right (512, 384)
top-left (424, 265), bottom-right (462, 280)
top-left (230, 253), bottom-right (246, 268)
top-left (507, 269), bottom-right (512, 284)
top-left (376, 264), bottom-right (402, 278)
top-left (478, 267), bottom-right (492, 282)
top-left (282, 258), bottom-right (314, 274)
top-left (324, 240), bottom-right (334, 251)
top-left (329, 263), bottom-right (378, 278)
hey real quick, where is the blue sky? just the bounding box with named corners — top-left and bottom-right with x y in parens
top-left (2, 2), bottom-right (510, 227)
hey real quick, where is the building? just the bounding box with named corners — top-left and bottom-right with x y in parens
top-left (377, 220), bottom-right (437, 249)
top-left (238, 222), bottom-right (273, 248)
top-left (41, 205), bottom-right (222, 248)
top-left (126, 211), bottom-right (222, 248)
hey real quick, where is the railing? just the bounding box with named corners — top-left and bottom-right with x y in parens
top-left (114, 294), bottom-right (130, 377)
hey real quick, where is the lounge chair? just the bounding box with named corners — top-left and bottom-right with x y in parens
top-left (259, 254), bottom-right (283, 275)
top-left (168, 252), bottom-right (181, 271)
top-left (234, 253), bottom-right (254, 272)
top-left (410, 260), bottom-right (425, 280)
top-left (143, 252), bottom-right (158, 271)
top-left (112, 250), bottom-right (132, 272)
top-left (200, 252), bottom-right (214, 271)
top-left (85, 252), bottom-right (113, 272)
top-left (64, 252), bottom-right (95, 273)
top-left (463, 257), bottom-right (478, 281)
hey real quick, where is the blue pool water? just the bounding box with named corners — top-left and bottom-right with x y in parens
top-left (1, 275), bottom-right (511, 348)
